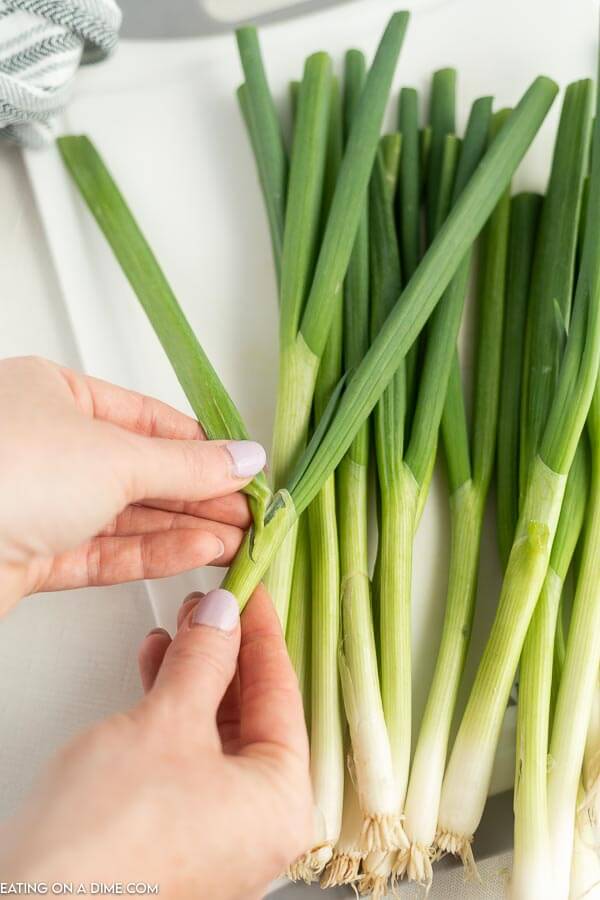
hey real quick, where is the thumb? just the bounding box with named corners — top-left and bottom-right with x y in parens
top-left (151, 589), bottom-right (241, 735)
top-left (122, 436), bottom-right (266, 503)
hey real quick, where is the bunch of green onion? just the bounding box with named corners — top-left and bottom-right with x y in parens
top-left (57, 9), bottom-right (600, 897)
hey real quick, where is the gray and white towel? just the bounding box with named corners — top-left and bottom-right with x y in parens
top-left (0, 0), bottom-right (121, 146)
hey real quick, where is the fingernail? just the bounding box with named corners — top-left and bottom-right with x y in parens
top-left (182, 591), bottom-right (204, 606)
top-left (147, 627), bottom-right (169, 638)
top-left (212, 538), bottom-right (226, 561)
top-left (226, 440), bottom-right (267, 478)
top-left (190, 589), bottom-right (239, 632)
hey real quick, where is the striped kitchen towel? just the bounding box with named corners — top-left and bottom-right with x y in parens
top-left (0, 0), bottom-right (121, 147)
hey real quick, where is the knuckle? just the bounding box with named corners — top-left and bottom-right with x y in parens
top-left (181, 440), bottom-right (206, 486)
top-left (85, 541), bottom-right (103, 586)
top-left (171, 639), bottom-right (233, 685)
top-left (135, 393), bottom-right (159, 437)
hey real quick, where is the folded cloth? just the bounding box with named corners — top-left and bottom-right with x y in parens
top-left (0, 0), bottom-right (121, 147)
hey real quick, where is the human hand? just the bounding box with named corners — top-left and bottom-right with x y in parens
top-left (0, 587), bottom-right (313, 899)
top-left (0, 356), bottom-right (267, 614)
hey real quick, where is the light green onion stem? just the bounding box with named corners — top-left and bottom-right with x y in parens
top-left (512, 447), bottom-right (587, 899)
top-left (511, 79), bottom-right (592, 900)
top-left (222, 76), bottom-right (558, 607)
top-left (438, 72), bottom-right (600, 870)
top-left (286, 515), bottom-right (311, 728)
top-left (568, 782), bottom-right (600, 899)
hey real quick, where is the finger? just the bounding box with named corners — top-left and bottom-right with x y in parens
top-left (237, 587), bottom-right (309, 763)
top-left (177, 592), bottom-right (205, 630)
top-left (59, 367), bottom-right (204, 440)
top-left (122, 435), bottom-right (266, 504)
top-left (142, 493), bottom-right (251, 530)
top-left (99, 506), bottom-right (245, 557)
top-left (152, 590), bottom-right (241, 739)
top-left (138, 628), bottom-right (171, 692)
top-left (38, 530), bottom-right (227, 591)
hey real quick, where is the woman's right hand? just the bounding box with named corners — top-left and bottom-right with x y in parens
top-left (0, 586), bottom-right (313, 899)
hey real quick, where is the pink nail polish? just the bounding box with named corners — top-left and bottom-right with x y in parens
top-left (226, 441), bottom-right (267, 478)
top-left (190, 589), bottom-right (240, 632)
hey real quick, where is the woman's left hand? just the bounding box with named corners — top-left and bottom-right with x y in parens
top-left (0, 356), bottom-right (266, 614)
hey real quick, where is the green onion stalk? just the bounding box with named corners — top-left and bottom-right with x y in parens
top-left (568, 783), bottom-right (600, 900)
top-left (336, 47), bottom-right (402, 858)
top-left (437, 74), bottom-right (600, 874)
top-left (582, 668), bottom-right (600, 828)
top-left (321, 773), bottom-right (364, 887)
top-left (235, 28), bottom-right (287, 284)
top-left (512, 449), bottom-right (587, 899)
top-left (567, 664), bottom-right (600, 899)
top-left (288, 77), bottom-right (345, 882)
top-left (397, 85), bottom-right (420, 423)
top-left (401, 106), bottom-right (509, 888)
top-left (281, 46), bottom-right (313, 739)
top-left (511, 79), bottom-right (592, 900)
top-left (547, 386), bottom-right (600, 899)
top-left (285, 515), bottom-right (311, 726)
top-left (239, 15), bottom-right (409, 630)
top-left (358, 134), bottom-right (404, 897)
top-left (362, 98), bottom-right (493, 895)
top-left (496, 192), bottom-right (542, 568)
top-left (245, 44), bottom-right (333, 628)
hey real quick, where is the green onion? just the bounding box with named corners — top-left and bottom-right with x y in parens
top-left (438, 72), bottom-right (600, 875)
top-left (569, 782), bottom-right (600, 898)
top-left (262, 12), bottom-right (409, 629)
top-left (397, 87), bottom-right (421, 417)
top-left (337, 47), bottom-right (401, 856)
top-left (57, 135), bottom-right (271, 527)
top-left (511, 79), bottom-right (592, 900)
top-left (548, 390), bottom-right (600, 898)
top-left (265, 49), bottom-right (333, 626)
top-left (401, 104), bottom-right (507, 887)
top-left (236, 28), bottom-right (287, 279)
top-left (285, 515), bottom-right (312, 726)
top-left (496, 192), bottom-right (542, 565)
top-left (513, 446), bottom-right (587, 899)
top-left (359, 134), bottom-right (404, 892)
top-left (426, 68), bottom-right (457, 242)
top-left (290, 76), bottom-right (345, 880)
top-left (321, 776), bottom-right (364, 887)
top-left (519, 80), bottom-right (592, 500)
top-left (397, 87), bottom-right (420, 280)
top-left (221, 74), bottom-right (557, 609)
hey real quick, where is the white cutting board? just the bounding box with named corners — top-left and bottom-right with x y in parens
top-left (24, 0), bottom-right (599, 891)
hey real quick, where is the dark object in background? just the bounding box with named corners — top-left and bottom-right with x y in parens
top-left (118, 0), bottom-right (356, 38)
